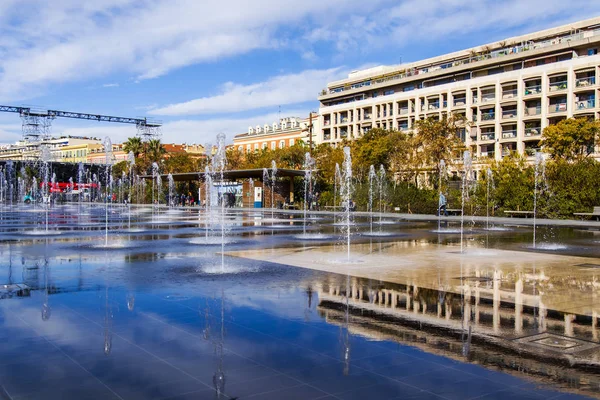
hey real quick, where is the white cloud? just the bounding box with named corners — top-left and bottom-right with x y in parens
top-left (102, 83), bottom-right (119, 88)
top-left (0, 0), bottom-right (597, 103)
top-left (0, 0), bottom-right (366, 102)
top-left (149, 68), bottom-right (345, 116)
top-left (307, 0), bottom-right (600, 55)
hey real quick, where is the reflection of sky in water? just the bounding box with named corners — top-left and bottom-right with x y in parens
top-left (0, 205), bottom-right (598, 399)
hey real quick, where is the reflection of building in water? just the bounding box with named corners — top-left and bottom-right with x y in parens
top-left (315, 275), bottom-right (600, 397)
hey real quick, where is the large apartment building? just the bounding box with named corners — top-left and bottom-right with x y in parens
top-left (318, 17), bottom-right (600, 161)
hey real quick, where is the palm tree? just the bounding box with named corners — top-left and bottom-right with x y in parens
top-left (147, 139), bottom-right (166, 163)
top-left (123, 137), bottom-right (143, 158)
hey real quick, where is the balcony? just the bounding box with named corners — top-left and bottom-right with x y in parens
top-left (453, 98), bottom-right (466, 107)
top-left (340, 131), bottom-right (348, 138)
top-left (525, 127), bottom-right (541, 137)
top-left (576, 76), bottom-right (596, 88)
top-left (364, 115), bottom-right (372, 121)
top-left (501, 130), bottom-right (517, 139)
top-left (524, 85), bottom-right (542, 96)
top-left (428, 102), bottom-right (440, 111)
top-left (549, 80), bottom-right (567, 92)
top-left (501, 109), bottom-right (517, 119)
top-left (399, 107), bottom-right (410, 115)
top-left (480, 133), bottom-right (495, 141)
top-left (472, 97), bottom-right (478, 104)
top-left (323, 134), bottom-right (331, 141)
top-left (481, 112), bottom-right (495, 121)
top-left (323, 120), bottom-right (331, 126)
top-left (548, 103), bottom-right (567, 113)
top-left (524, 106), bottom-right (541, 116)
top-left (481, 95), bottom-right (496, 104)
top-left (575, 99), bottom-right (595, 110)
top-left (340, 117), bottom-right (348, 123)
top-left (398, 124), bottom-right (409, 131)
top-left (502, 89), bottom-right (518, 99)
top-left (480, 151), bottom-right (495, 158)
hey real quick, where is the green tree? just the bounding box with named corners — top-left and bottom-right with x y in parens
top-left (147, 139), bottom-right (166, 163)
top-left (123, 136), bottom-right (144, 158)
top-left (490, 154), bottom-right (534, 213)
top-left (163, 153), bottom-right (199, 174)
top-left (412, 115), bottom-right (466, 177)
top-left (542, 117), bottom-right (599, 161)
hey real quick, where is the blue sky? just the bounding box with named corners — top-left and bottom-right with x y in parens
top-left (0, 0), bottom-right (599, 145)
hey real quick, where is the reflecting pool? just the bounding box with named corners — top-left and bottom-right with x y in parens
top-left (0, 204), bottom-right (599, 399)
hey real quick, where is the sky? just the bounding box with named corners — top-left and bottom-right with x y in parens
top-left (0, 0), bottom-right (599, 146)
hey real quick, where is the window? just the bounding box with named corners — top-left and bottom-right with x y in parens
top-left (254, 143), bottom-right (259, 151)
top-left (289, 139), bottom-right (295, 146)
top-left (384, 90), bottom-right (394, 96)
top-left (271, 142), bottom-right (276, 150)
top-left (588, 48), bottom-right (598, 56)
top-left (238, 146), bottom-right (243, 152)
top-left (262, 142), bottom-right (267, 150)
top-left (247, 145), bottom-right (251, 153)
top-left (279, 140), bottom-right (285, 149)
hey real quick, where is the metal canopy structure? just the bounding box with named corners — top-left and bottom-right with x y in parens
top-left (0, 105), bottom-right (162, 142)
top-left (140, 168), bottom-right (306, 182)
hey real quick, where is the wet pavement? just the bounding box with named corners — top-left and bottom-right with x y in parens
top-left (0, 203), bottom-right (599, 399)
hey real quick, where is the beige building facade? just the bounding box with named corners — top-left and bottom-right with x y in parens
top-left (318, 17), bottom-right (600, 162)
top-left (233, 113), bottom-right (320, 152)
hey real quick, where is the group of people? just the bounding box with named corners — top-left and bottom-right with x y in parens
top-left (171, 192), bottom-right (195, 207)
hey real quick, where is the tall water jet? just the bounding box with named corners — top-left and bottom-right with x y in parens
top-left (127, 151), bottom-right (135, 202)
top-left (6, 161), bottom-right (14, 207)
top-left (40, 146), bottom-right (51, 232)
top-left (368, 165), bottom-right (376, 235)
top-left (248, 178), bottom-right (254, 209)
top-left (167, 173), bottom-right (175, 207)
top-left (270, 160), bottom-right (277, 218)
top-left (77, 162), bottom-right (84, 211)
top-left (212, 133), bottom-right (227, 272)
top-left (533, 152), bottom-right (546, 249)
top-left (378, 164), bottom-right (386, 226)
top-left (262, 168), bottom-right (269, 208)
top-left (341, 147), bottom-right (353, 262)
top-left (334, 163), bottom-right (341, 224)
top-left (151, 162), bottom-right (160, 208)
top-left (303, 152), bottom-right (315, 236)
top-left (460, 151), bottom-right (473, 254)
top-left (437, 159), bottom-right (446, 232)
top-left (103, 137), bottom-right (113, 247)
top-left (203, 165), bottom-right (213, 216)
top-left (486, 167), bottom-right (493, 231)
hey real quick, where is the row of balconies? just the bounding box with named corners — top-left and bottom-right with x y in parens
top-left (323, 92), bottom-right (597, 126)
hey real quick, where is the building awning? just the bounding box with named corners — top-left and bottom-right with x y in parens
top-left (140, 168), bottom-right (306, 182)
